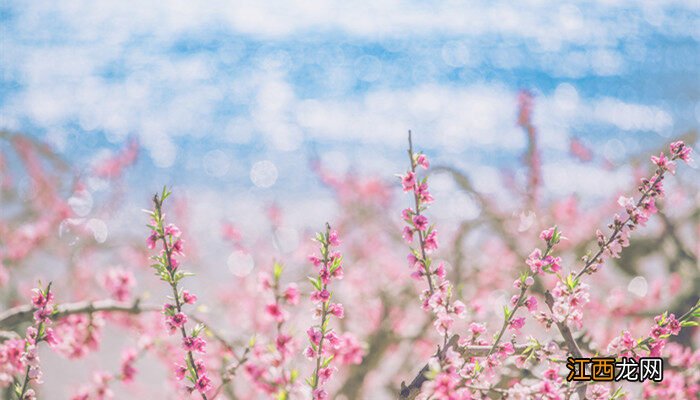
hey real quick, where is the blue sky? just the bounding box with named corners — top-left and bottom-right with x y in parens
top-left (1, 1), bottom-right (698, 207)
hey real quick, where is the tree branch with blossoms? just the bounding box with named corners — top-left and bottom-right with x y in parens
top-left (574, 141), bottom-right (692, 281)
top-left (147, 187), bottom-right (211, 398)
top-left (12, 283), bottom-right (58, 400)
top-left (399, 132), bottom-right (468, 399)
top-left (305, 223), bottom-right (345, 400)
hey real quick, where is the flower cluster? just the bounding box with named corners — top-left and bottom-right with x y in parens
top-left (305, 224), bottom-right (344, 400)
top-left (14, 283), bottom-right (58, 400)
top-left (102, 268), bottom-right (135, 302)
top-left (401, 139), bottom-right (437, 285)
top-left (608, 300), bottom-right (700, 359)
top-left (401, 136), bottom-right (466, 332)
top-left (535, 279), bottom-right (590, 330)
top-left (244, 262), bottom-right (300, 397)
top-left (400, 134), bottom-right (468, 398)
top-left (488, 227), bottom-right (562, 357)
top-left (52, 314), bottom-right (102, 359)
top-left (146, 187), bottom-right (211, 398)
top-left (586, 141), bottom-right (693, 274)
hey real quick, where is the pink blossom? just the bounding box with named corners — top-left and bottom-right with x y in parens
top-left (412, 214), bottom-right (428, 231)
top-left (308, 255), bottom-right (322, 267)
top-left (509, 317), bottom-right (526, 333)
top-left (401, 171), bottom-right (416, 192)
top-left (402, 226), bottom-right (414, 243)
top-left (670, 140), bottom-right (692, 162)
top-left (328, 230), bottom-right (341, 246)
top-left (524, 295), bottom-right (538, 312)
top-left (434, 262), bottom-right (446, 279)
top-left (304, 346), bottom-right (317, 360)
top-left (182, 290), bottom-right (197, 305)
top-left (433, 313), bottom-right (454, 336)
top-left (539, 227), bottom-right (555, 242)
top-left (651, 152), bottom-right (676, 174)
top-left (307, 328), bottom-right (322, 346)
top-left (166, 312), bottom-right (187, 332)
top-left (146, 231), bottom-right (158, 249)
top-left (650, 325), bottom-right (668, 340)
top-left (469, 323), bottom-right (486, 337)
top-left (172, 239), bottom-right (185, 256)
top-left (526, 248), bottom-right (544, 274)
top-left (312, 389), bottom-right (328, 400)
top-left (416, 154), bottom-right (430, 169)
top-left (666, 313), bottom-right (681, 335)
top-left (265, 303), bottom-right (287, 322)
top-left (423, 230), bottom-right (438, 252)
top-left (310, 289), bottom-right (330, 303)
top-left (318, 366), bottom-right (336, 385)
top-left (452, 300), bottom-right (466, 317)
top-left (103, 268), bottom-right (135, 302)
top-left (283, 284), bottom-right (300, 305)
top-left (182, 336), bottom-right (206, 353)
top-left (330, 333), bottom-right (365, 365)
top-left (327, 303), bottom-right (344, 318)
top-left (589, 384), bottom-right (610, 400)
top-left (648, 340), bottom-right (666, 357)
top-left (195, 374), bottom-right (212, 393)
top-left (31, 288), bottom-right (52, 309)
top-left (416, 182), bottom-right (433, 204)
top-left (163, 223), bottom-right (181, 237)
top-left (120, 350), bottom-right (137, 383)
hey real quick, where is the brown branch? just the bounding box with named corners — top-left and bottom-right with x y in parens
top-left (0, 299), bottom-right (158, 330)
top-left (0, 299), bottom-right (236, 350)
top-left (544, 291), bottom-right (586, 400)
top-left (398, 335), bottom-right (529, 399)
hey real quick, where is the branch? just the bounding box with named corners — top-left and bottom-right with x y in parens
top-left (544, 291), bottom-right (586, 400)
top-left (0, 299), bottom-right (158, 330)
top-left (398, 335), bottom-right (529, 399)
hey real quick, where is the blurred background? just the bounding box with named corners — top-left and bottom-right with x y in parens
top-left (1, 1), bottom-right (699, 398)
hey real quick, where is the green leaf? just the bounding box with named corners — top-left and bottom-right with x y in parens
top-left (565, 273), bottom-right (576, 290)
top-left (315, 232), bottom-right (325, 244)
top-left (551, 226), bottom-right (561, 244)
top-left (307, 276), bottom-right (322, 291)
top-left (305, 375), bottom-right (316, 388)
top-left (680, 321), bottom-right (699, 327)
top-left (192, 323), bottom-right (205, 337)
top-left (321, 355), bottom-right (334, 368)
top-left (503, 305), bottom-right (511, 319)
top-left (658, 311), bottom-right (668, 326)
top-left (273, 262), bottom-right (284, 280)
top-left (610, 386), bottom-right (626, 399)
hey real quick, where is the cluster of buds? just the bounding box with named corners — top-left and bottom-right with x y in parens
top-left (146, 188), bottom-right (211, 398)
top-left (245, 262), bottom-right (301, 397)
top-left (305, 224), bottom-right (344, 400)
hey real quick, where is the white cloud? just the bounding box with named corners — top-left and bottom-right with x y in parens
top-left (6, 1), bottom-right (698, 45)
top-left (0, 1), bottom-right (689, 162)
